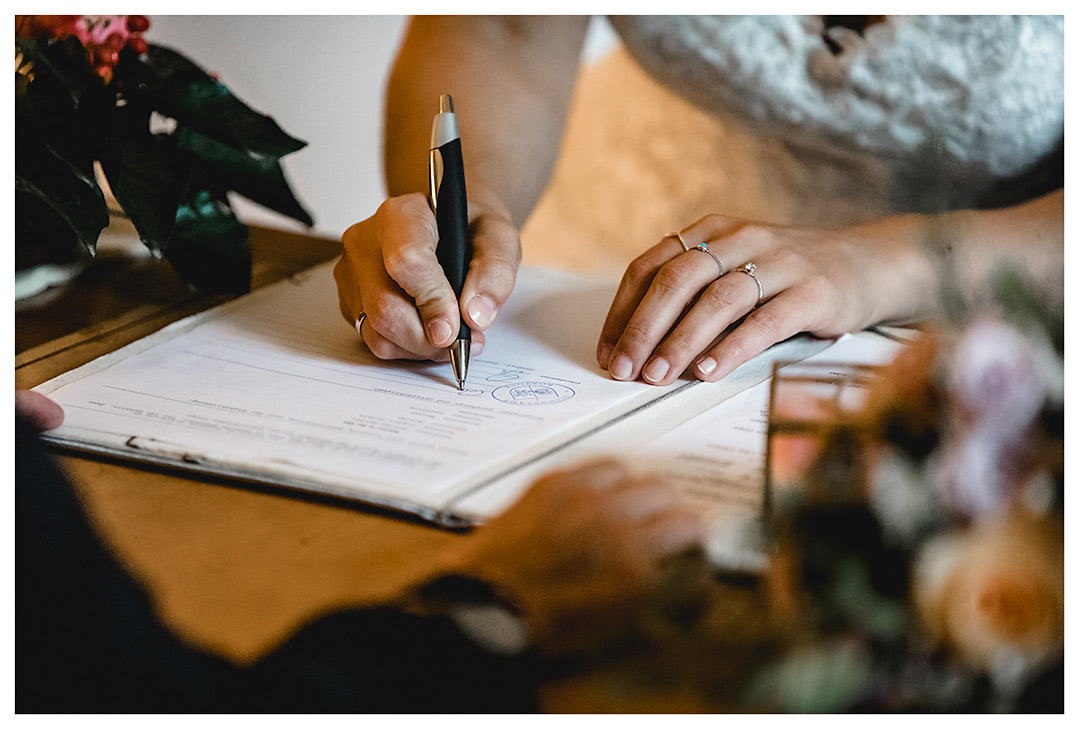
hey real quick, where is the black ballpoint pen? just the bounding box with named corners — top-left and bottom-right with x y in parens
top-left (429, 93), bottom-right (472, 390)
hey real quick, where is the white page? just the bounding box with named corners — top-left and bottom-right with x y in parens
top-left (624, 331), bottom-right (907, 569)
top-left (36, 263), bottom-right (691, 521)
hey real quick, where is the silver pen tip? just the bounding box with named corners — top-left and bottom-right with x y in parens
top-left (439, 93), bottom-right (454, 114)
top-left (457, 379), bottom-right (465, 391)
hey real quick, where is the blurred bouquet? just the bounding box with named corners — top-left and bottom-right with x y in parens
top-left (15, 15), bottom-right (313, 293)
top-left (753, 269), bottom-right (1064, 712)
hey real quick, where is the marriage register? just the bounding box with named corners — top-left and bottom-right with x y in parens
top-left (33, 262), bottom-right (893, 532)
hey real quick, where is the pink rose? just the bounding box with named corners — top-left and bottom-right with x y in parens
top-left (947, 317), bottom-right (1047, 438)
top-left (913, 510), bottom-right (1064, 694)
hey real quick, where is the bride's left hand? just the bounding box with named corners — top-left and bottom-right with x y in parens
top-left (596, 213), bottom-right (923, 385)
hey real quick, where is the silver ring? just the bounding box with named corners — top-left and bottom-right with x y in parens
top-left (732, 263), bottom-right (765, 307)
top-left (669, 231), bottom-right (691, 252)
top-left (354, 311), bottom-right (367, 336)
top-left (694, 242), bottom-right (725, 278)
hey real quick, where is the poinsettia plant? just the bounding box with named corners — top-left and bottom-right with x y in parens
top-left (15, 15), bottom-right (313, 293)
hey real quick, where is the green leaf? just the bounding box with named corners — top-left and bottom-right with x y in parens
top-left (17, 35), bottom-right (98, 108)
top-left (16, 191), bottom-right (90, 270)
top-left (165, 188), bottom-right (252, 294)
top-left (19, 49), bottom-right (105, 178)
top-left (175, 126), bottom-right (313, 225)
top-left (15, 122), bottom-right (108, 254)
top-left (99, 139), bottom-right (190, 256)
top-left (137, 44), bottom-right (307, 160)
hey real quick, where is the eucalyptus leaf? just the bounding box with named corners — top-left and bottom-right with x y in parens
top-left (99, 140), bottom-right (190, 256)
top-left (139, 44), bottom-right (306, 160)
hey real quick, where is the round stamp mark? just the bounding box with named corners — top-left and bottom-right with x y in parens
top-left (492, 381), bottom-right (575, 406)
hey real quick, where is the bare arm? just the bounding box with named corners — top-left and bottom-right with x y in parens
top-left (928, 189), bottom-right (1064, 316)
top-left (335, 16), bottom-right (589, 361)
top-left (385, 16), bottom-right (589, 227)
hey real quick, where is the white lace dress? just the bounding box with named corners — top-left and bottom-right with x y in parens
top-left (521, 15), bottom-right (1064, 275)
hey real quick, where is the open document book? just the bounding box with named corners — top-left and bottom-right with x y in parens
top-left (34, 262), bottom-right (903, 560)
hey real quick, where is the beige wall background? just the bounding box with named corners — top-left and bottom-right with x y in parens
top-left (148, 15), bottom-right (616, 241)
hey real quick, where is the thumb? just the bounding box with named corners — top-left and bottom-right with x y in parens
top-left (460, 213), bottom-right (521, 331)
top-left (380, 194), bottom-right (463, 348)
top-left (15, 390), bottom-right (65, 431)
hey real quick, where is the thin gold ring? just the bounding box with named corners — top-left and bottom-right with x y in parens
top-left (732, 263), bottom-right (765, 307)
top-left (355, 311), bottom-right (367, 337)
top-left (668, 231), bottom-right (692, 252)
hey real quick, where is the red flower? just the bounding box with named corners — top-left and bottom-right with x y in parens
top-left (15, 15), bottom-right (152, 83)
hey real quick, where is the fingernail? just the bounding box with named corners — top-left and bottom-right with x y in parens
top-left (467, 294), bottom-right (496, 329)
top-left (610, 354), bottom-right (633, 381)
top-left (598, 344), bottom-right (612, 368)
top-left (428, 318), bottom-right (453, 346)
top-left (696, 356), bottom-right (717, 378)
top-left (642, 357), bottom-right (669, 383)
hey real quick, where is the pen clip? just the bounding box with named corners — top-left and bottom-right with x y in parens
top-left (428, 147), bottom-right (443, 215)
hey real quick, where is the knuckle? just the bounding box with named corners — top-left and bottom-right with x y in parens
top-left (375, 196), bottom-right (400, 218)
top-left (735, 220), bottom-right (765, 241)
top-left (620, 319), bottom-right (653, 348)
top-left (366, 338), bottom-right (399, 360)
top-left (383, 243), bottom-right (430, 284)
top-left (650, 263), bottom-right (694, 297)
top-left (801, 273), bottom-right (834, 300)
top-left (476, 257), bottom-right (518, 296)
top-left (623, 255), bottom-right (657, 287)
top-left (365, 295), bottom-right (405, 338)
top-left (771, 246), bottom-right (806, 274)
top-left (341, 220), bottom-right (363, 245)
top-left (722, 336), bottom-right (750, 366)
top-left (699, 281), bottom-right (741, 311)
top-left (378, 194), bottom-right (422, 219)
top-left (700, 213), bottom-right (726, 229)
top-left (663, 325), bottom-right (705, 356)
top-left (747, 304), bottom-right (784, 336)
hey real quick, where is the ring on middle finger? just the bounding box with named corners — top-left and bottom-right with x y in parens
top-left (693, 242), bottom-right (725, 279)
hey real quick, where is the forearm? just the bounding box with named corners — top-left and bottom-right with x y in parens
top-left (384, 16), bottom-right (589, 228)
top-left (859, 189), bottom-right (1064, 326)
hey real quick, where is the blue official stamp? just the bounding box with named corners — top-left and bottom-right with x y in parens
top-left (492, 381), bottom-right (575, 406)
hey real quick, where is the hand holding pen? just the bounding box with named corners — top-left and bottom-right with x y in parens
top-left (333, 103), bottom-right (521, 369)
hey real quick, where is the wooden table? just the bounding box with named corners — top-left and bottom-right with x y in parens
top-left (16, 224), bottom-right (747, 712)
top-left (16, 225), bottom-right (466, 663)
